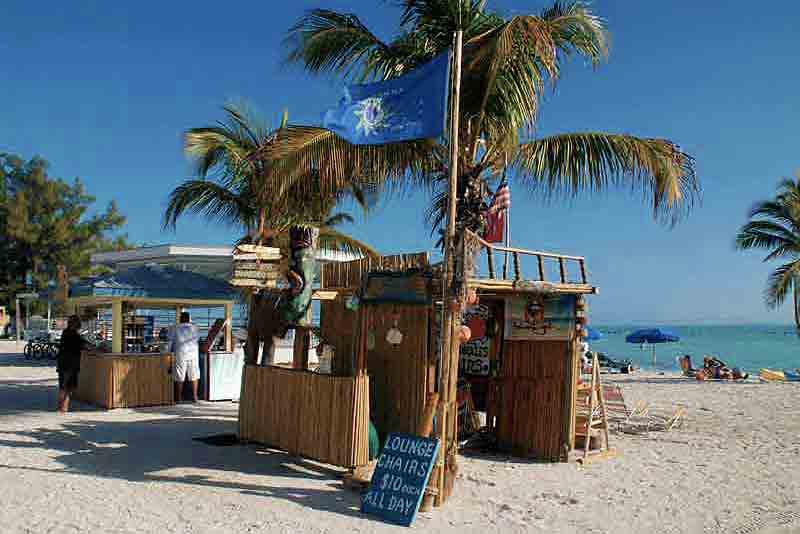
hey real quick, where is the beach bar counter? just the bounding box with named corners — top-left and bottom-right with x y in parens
top-left (65, 265), bottom-right (238, 409)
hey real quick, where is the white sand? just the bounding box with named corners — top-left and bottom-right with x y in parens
top-left (1, 340), bottom-right (798, 534)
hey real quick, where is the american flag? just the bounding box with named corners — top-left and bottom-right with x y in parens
top-left (484, 181), bottom-right (510, 243)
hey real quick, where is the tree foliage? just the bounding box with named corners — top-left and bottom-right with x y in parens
top-left (164, 104), bottom-right (379, 258)
top-left (285, 0), bottom-right (700, 242)
top-left (0, 154), bottom-right (128, 309)
top-left (735, 174), bottom-right (800, 328)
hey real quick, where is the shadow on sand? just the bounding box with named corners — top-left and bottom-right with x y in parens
top-left (0, 354), bottom-right (364, 519)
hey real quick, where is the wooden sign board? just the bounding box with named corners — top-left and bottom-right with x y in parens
top-left (361, 272), bottom-right (430, 305)
top-left (232, 269), bottom-right (279, 281)
top-left (233, 244), bottom-right (281, 261)
top-left (233, 262), bottom-right (279, 272)
top-left (228, 278), bottom-right (278, 288)
top-left (504, 294), bottom-right (576, 340)
top-left (361, 433), bottom-right (439, 527)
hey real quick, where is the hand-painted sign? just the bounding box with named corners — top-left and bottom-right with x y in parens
top-left (505, 294), bottom-right (576, 340)
top-left (460, 304), bottom-right (492, 376)
top-left (361, 433), bottom-right (439, 526)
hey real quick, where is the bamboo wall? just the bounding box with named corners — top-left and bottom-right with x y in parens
top-left (238, 365), bottom-right (370, 468)
top-left (320, 296), bottom-right (358, 376)
top-left (492, 340), bottom-right (572, 461)
top-left (322, 252), bottom-right (429, 290)
top-left (361, 304), bottom-right (435, 438)
top-left (75, 352), bottom-right (174, 409)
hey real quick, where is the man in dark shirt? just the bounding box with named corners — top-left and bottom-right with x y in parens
top-left (57, 315), bottom-right (87, 413)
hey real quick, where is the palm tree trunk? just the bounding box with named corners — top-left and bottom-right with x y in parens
top-left (794, 283), bottom-right (800, 331)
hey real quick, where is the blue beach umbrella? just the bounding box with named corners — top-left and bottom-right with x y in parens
top-left (625, 328), bottom-right (680, 369)
top-left (585, 327), bottom-right (604, 341)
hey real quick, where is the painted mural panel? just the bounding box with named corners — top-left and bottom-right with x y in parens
top-left (504, 294), bottom-right (575, 341)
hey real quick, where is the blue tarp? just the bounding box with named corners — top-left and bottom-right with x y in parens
top-left (70, 264), bottom-right (236, 301)
top-left (625, 328), bottom-right (680, 344)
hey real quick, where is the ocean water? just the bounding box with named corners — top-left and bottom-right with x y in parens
top-left (590, 325), bottom-right (800, 374)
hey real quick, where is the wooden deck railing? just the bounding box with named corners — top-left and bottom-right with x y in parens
top-left (465, 230), bottom-right (588, 284)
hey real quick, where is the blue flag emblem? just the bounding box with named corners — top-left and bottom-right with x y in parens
top-left (323, 53), bottom-right (450, 145)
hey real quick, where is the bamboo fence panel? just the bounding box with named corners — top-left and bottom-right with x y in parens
top-left (495, 340), bottom-right (571, 461)
top-left (321, 253), bottom-right (430, 290)
top-left (238, 365), bottom-right (370, 468)
top-left (75, 352), bottom-right (173, 409)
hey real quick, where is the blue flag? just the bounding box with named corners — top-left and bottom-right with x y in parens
top-left (323, 53), bottom-right (450, 145)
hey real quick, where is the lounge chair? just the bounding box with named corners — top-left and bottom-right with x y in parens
top-left (597, 384), bottom-right (649, 430)
top-left (621, 405), bottom-right (687, 434)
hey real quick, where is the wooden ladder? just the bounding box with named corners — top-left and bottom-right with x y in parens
top-left (575, 353), bottom-right (615, 464)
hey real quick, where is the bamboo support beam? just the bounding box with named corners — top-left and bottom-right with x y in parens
top-left (111, 300), bottom-right (123, 353)
top-left (224, 302), bottom-right (234, 352)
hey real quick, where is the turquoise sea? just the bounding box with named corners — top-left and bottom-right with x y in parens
top-left (590, 325), bottom-right (800, 374)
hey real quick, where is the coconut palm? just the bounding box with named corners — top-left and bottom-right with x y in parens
top-left (162, 103), bottom-right (379, 258)
top-left (735, 174), bottom-right (800, 329)
top-left (284, 0), bottom-right (699, 243)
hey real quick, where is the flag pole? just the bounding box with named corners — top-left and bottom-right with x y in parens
top-left (501, 154), bottom-right (510, 279)
top-left (436, 29), bottom-right (463, 507)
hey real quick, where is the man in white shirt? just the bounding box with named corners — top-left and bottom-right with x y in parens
top-left (170, 312), bottom-right (200, 403)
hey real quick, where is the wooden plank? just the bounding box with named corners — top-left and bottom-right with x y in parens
top-left (229, 278), bottom-right (278, 288)
top-left (233, 262), bottom-right (280, 272)
top-left (232, 269), bottom-right (280, 281)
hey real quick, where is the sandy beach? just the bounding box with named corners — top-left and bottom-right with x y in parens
top-left (1, 340), bottom-right (798, 534)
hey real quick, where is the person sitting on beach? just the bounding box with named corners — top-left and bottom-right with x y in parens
top-left (56, 315), bottom-right (88, 413)
top-left (700, 356), bottom-right (748, 380)
top-left (678, 354), bottom-right (697, 377)
top-left (170, 312), bottom-right (200, 403)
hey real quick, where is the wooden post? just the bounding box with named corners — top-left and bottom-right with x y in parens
top-left (436, 29), bottom-right (463, 508)
top-left (513, 252), bottom-right (521, 280)
top-left (112, 299), bottom-right (123, 353)
top-left (175, 306), bottom-right (182, 324)
top-left (538, 255), bottom-right (545, 281)
top-left (563, 304), bottom-right (580, 459)
top-left (486, 248), bottom-right (495, 279)
top-left (293, 327), bottom-right (311, 370)
top-left (224, 302), bottom-right (234, 352)
top-left (559, 257), bottom-right (566, 283)
top-left (579, 259), bottom-right (587, 284)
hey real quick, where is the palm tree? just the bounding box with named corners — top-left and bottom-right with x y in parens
top-left (284, 0), bottom-right (699, 244)
top-left (735, 174), bottom-right (800, 329)
top-left (162, 103), bottom-right (378, 258)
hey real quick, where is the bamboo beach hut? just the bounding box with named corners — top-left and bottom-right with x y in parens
top-left (65, 265), bottom-right (238, 409)
top-left (237, 234), bottom-right (597, 505)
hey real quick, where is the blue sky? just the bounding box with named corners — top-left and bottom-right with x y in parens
top-left (2, 1), bottom-right (798, 324)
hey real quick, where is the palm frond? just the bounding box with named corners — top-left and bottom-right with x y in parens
top-left (318, 227), bottom-right (380, 258)
top-left (765, 261), bottom-right (800, 309)
top-left (285, 9), bottom-right (391, 81)
top-left (162, 180), bottom-right (253, 230)
top-left (323, 212), bottom-right (355, 227)
top-left (735, 219), bottom-right (800, 258)
top-left (272, 125), bottom-right (443, 199)
top-left (514, 132), bottom-right (699, 225)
